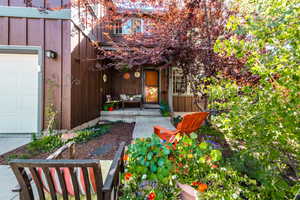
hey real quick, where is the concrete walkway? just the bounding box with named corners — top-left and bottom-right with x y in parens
top-left (0, 134), bottom-right (31, 199)
top-left (0, 134), bottom-right (31, 155)
top-left (133, 116), bottom-right (174, 138)
top-left (100, 108), bottom-right (175, 138)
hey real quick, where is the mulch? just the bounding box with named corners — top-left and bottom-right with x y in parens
top-left (0, 122), bottom-right (135, 165)
top-left (61, 122), bottom-right (135, 160)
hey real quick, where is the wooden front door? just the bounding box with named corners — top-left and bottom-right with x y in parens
top-left (144, 70), bottom-right (159, 103)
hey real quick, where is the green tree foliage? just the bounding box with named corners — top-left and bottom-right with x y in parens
top-left (210, 0), bottom-right (300, 198)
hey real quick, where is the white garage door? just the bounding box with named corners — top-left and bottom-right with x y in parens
top-left (0, 53), bottom-right (40, 133)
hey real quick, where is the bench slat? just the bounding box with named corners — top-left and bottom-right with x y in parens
top-left (42, 167), bottom-right (57, 200)
top-left (55, 167), bottom-right (68, 200)
top-left (82, 167), bottom-right (91, 200)
top-left (29, 167), bottom-right (45, 200)
top-left (69, 167), bottom-right (80, 200)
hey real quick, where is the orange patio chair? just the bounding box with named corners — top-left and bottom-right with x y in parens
top-left (154, 112), bottom-right (209, 144)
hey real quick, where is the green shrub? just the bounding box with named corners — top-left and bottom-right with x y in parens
top-left (6, 154), bottom-right (31, 162)
top-left (72, 125), bottom-right (110, 143)
top-left (121, 135), bottom-right (179, 200)
top-left (27, 135), bottom-right (64, 153)
top-left (122, 133), bottom-right (299, 199)
top-left (160, 102), bottom-right (170, 117)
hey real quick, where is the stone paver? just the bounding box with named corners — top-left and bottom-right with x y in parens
top-left (133, 116), bottom-right (174, 138)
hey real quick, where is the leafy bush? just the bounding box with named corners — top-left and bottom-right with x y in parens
top-left (27, 135), bottom-right (63, 153)
top-left (121, 136), bottom-right (179, 199)
top-left (210, 0), bottom-right (300, 197)
top-left (172, 134), bottom-right (271, 199)
top-left (122, 133), bottom-right (299, 199)
top-left (27, 125), bottom-right (110, 153)
top-left (6, 154), bottom-right (31, 162)
top-left (72, 125), bottom-right (110, 143)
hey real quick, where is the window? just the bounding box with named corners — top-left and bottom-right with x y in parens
top-left (113, 18), bottom-right (143, 35)
top-left (131, 18), bottom-right (142, 33)
top-left (112, 20), bottom-right (123, 34)
top-left (172, 68), bottom-right (192, 95)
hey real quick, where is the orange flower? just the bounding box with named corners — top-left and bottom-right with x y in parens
top-left (123, 154), bottom-right (128, 161)
top-left (148, 192), bottom-right (156, 200)
top-left (197, 183), bottom-right (208, 192)
top-left (191, 181), bottom-right (201, 186)
top-left (124, 172), bottom-right (132, 180)
top-left (211, 164), bottom-right (218, 169)
top-left (187, 154), bottom-right (193, 158)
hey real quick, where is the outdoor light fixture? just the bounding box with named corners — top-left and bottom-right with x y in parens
top-left (45, 50), bottom-right (57, 59)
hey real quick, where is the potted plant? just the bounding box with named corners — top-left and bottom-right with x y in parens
top-left (108, 106), bottom-right (114, 111)
top-left (160, 102), bottom-right (170, 117)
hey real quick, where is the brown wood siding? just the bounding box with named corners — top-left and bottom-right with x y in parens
top-left (61, 20), bottom-right (72, 129)
top-left (0, 16), bottom-right (72, 130)
top-left (110, 69), bottom-right (142, 98)
top-left (0, 0), bottom-right (108, 130)
top-left (160, 68), bottom-right (168, 103)
top-left (70, 22), bottom-right (105, 127)
top-left (173, 96), bottom-right (199, 112)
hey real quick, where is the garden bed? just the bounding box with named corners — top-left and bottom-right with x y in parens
top-left (0, 122), bottom-right (135, 165)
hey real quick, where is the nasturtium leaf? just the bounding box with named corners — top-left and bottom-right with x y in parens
top-left (147, 152), bottom-right (153, 160)
top-left (199, 156), bottom-right (206, 163)
top-left (150, 164), bottom-right (157, 173)
top-left (210, 149), bottom-right (222, 161)
top-left (158, 158), bottom-right (164, 166)
top-left (163, 148), bottom-right (170, 155)
top-left (199, 142), bottom-right (209, 150)
top-left (190, 132), bottom-right (198, 139)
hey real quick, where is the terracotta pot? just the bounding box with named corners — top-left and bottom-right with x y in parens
top-left (177, 182), bottom-right (198, 200)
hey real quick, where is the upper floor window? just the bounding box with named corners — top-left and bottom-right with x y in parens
top-left (112, 20), bottom-right (123, 34)
top-left (112, 18), bottom-right (143, 35)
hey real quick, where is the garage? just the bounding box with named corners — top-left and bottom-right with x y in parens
top-left (0, 53), bottom-right (41, 133)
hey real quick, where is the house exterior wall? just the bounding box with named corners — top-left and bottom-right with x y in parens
top-left (173, 96), bottom-right (199, 112)
top-left (0, 0), bottom-right (108, 130)
top-left (69, 0), bottom-right (110, 128)
top-left (0, 0), bottom-right (72, 130)
top-left (110, 69), bottom-right (142, 98)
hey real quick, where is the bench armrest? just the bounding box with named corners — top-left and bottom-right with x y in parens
top-left (102, 142), bottom-right (126, 199)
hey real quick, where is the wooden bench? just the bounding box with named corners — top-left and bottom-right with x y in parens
top-left (121, 100), bottom-right (143, 110)
top-left (9, 142), bottom-right (126, 200)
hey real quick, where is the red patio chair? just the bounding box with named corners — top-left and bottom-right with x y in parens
top-left (154, 112), bottom-right (209, 144)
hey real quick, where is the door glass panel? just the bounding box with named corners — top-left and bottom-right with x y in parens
top-left (145, 86), bottom-right (158, 103)
top-left (144, 71), bottom-right (159, 103)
